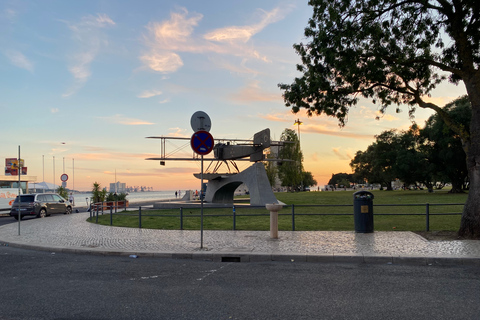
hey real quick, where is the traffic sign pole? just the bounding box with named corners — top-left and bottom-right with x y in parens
top-left (190, 111), bottom-right (213, 250)
top-left (200, 155), bottom-right (204, 249)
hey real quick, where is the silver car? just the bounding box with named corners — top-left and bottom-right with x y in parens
top-left (10, 193), bottom-right (72, 220)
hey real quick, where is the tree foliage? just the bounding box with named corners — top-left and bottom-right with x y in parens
top-left (56, 186), bottom-right (68, 200)
top-left (279, 0), bottom-right (480, 237)
top-left (350, 97), bottom-right (470, 191)
top-left (92, 182), bottom-right (107, 203)
top-left (328, 173), bottom-right (354, 187)
top-left (422, 96), bottom-right (470, 192)
top-left (302, 171), bottom-right (318, 189)
top-left (278, 129), bottom-right (303, 190)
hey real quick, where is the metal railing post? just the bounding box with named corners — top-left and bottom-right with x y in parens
top-left (110, 206), bottom-right (113, 226)
top-left (233, 205), bottom-right (236, 230)
top-left (426, 203), bottom-right (430, 231)
top-left (292, 204), bottom-right (295, 231)
top-left (180, 207), bottom-right (183, 230)
top-left (95, 205), bottom-right (99, 223)
top-left (139, 206), bottom-right (142, 228)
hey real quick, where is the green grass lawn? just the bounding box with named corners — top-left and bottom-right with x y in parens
top-left (88, 189), bottom-right (466, 232)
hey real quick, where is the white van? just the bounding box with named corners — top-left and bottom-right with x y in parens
top-left (0, 188), bottom-right (22, 210)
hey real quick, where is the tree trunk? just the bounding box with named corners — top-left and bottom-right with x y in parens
top-left (459, 96), bottom-right (480, 237)
top-left (449, 177), bottom-right (465, 193)
top-left (459, 169), bottom-right (480, 238)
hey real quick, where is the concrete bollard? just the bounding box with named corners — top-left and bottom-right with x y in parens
top-left (266, 203), bottom-right (283, 239)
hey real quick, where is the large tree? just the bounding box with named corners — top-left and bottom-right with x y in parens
top-left (279, 0), bottom-right (480, 238)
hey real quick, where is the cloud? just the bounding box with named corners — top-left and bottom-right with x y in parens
top-left (140, 9), bottom-right (202, 73)
top-left (304, 124), bottom-right (374, 139)
top-left (204, 6), bottom-right (292, 44)
top-left (4, 50), bottom-right (34, 71)
top-left (140, 5), bottom-right (294, 74)
top-left (422, 95), bottom-right (460, 107)
top-left (70, 150), bottom-right (154, 162)
top-left (138, 89), bottom-right (163, 98)
top-left (51, 108), bottom-right (59, 113)
top-left (260, 111), bottom-right (374, 139)
top-left (98, 114), bottom-right (155, 125)
top-left (229, 80), bottom-right (282, 103)
top-left (332, 147), bottom-right (352, 161)
top-left (63, 14), bottom-right (115, 97)
top-left (167, 127), bottom-right (189, 137)
top-left (140, 51), bottom-right (183, 73)
top-left (1, 8), bottom-right (16, 22)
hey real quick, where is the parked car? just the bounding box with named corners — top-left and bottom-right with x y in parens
top-left (10, 193), bottom-right (72, 220)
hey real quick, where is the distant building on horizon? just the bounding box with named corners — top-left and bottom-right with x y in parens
top-left (110, 181), bottom-right (126, 193)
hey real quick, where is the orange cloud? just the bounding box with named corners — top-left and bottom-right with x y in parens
top-left (229, 81), bottom-right (282, 103)
top-left (97, 114), bottom-right (155, 125)
top-left (204, 6), bottom-right (293, 44)
top-left (332, 148), bottom-right (352, 161)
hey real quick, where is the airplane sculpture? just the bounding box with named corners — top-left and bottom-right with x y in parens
top-left (146, 128), bottom-right (292, 206)
top-left (146, 128), bottom-right (291, 172)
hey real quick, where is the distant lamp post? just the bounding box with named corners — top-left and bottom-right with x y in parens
top-left (293, 119), bottom-right (304, 191)
top-left (294, 118), bottom-right (303, 143)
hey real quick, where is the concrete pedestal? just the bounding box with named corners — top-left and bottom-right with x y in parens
top-left (266, 203), bottom-right (283, 239)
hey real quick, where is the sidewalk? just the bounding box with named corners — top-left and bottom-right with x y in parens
top-left (1, 211), bottom-right (480, 265)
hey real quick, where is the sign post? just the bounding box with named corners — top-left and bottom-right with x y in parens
top-left (190, 111), bottom-right (213, 249)
top-left (17, 146), bottom-right (21, 236)
top-left (61, 173), bottom-right (68, 188)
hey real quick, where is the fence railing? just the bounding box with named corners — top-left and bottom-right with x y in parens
top-left (88, 202), bottom-right (464, 232)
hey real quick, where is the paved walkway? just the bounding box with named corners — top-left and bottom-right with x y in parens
top-left (1, 211), bottom-right (480, 265)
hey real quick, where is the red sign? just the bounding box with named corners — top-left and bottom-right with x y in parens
top-left (191, 131), bottom-right (214, 155)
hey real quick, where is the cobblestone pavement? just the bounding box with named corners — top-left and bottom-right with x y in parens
top-left (1, 211), bottom-right (480, 265)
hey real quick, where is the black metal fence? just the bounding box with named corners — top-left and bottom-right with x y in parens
top-left (89, 202), bottom-right (464, 232)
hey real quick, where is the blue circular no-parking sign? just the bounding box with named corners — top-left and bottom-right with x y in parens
top-left (191, 131), bottom-right (214, 155)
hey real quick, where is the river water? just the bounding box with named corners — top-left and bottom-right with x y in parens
top-left (72, 190), bottom-right (181, 206)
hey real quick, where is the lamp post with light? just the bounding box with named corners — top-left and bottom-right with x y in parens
top-left (294, 119), bottom-right (304, 191)
top-left (294, 118), bottom-right (303, 143)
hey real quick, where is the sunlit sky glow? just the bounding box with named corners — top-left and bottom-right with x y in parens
top-left (0, 0), bottom-right (467, 191)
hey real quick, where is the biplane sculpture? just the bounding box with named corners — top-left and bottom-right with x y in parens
top-left (146, 128), bottom-right (288, 206)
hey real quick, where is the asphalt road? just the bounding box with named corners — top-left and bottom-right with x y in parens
top-left (0, 215), bottom-right (39, 227)
top-left (1, 246), bottom-right (480, 320)
top-left (0, 215), bottom-right (17, 226)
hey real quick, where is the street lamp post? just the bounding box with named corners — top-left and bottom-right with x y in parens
top-left (294, 118), bottom-right (303, 142)
top-left (294, 119), bottom-right (303, 191)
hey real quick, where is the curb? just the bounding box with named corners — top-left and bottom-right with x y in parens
top-left (2, 240), bottom-right (480, 266)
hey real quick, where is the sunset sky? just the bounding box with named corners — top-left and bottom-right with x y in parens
top-left (0, 0), bottom-right (467, 191)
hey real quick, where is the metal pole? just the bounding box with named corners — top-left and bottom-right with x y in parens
top-left (72, 158), bottom-right (75, 206)
top-left (180, 207), bottom-right (183, 230)
top-left (200, 154), bottom-right (204, 249)
top-left (139, 207), bottom-right (142, 228)
top-left (292, 204), bottom-right (295, 231)
top-left (53, 156), bottom-right (55, 191)
top-left (17, 146), bottom-right (21, 236)
top-left (233, 205), bottom-right (236, 230)
top-left (426, 203), bottom-right (430, 232)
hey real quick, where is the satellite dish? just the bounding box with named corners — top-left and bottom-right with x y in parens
top-left (191, 111), bottom-right (211, 132)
